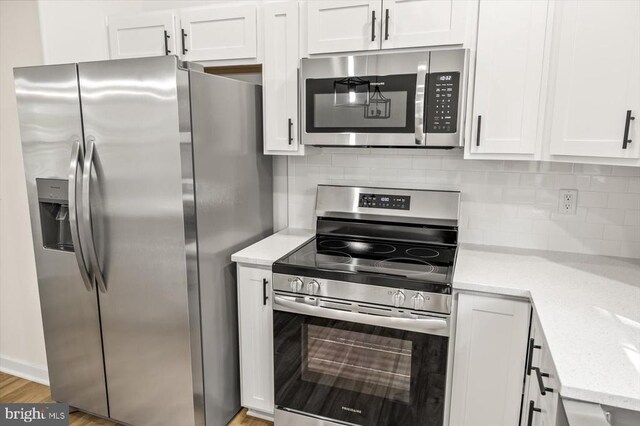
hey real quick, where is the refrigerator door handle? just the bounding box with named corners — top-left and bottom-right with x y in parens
top-left (68, 138), bottom-right (93, 291)
top-left (81, 136), bottom-right (107, 293)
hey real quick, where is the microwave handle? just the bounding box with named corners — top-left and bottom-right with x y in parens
top-left (274, 295), bottom-right (449, 335)
top-left (414, 62), bottom-right (428, 145)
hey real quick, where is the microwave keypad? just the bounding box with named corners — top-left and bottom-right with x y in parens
top-left (426, 72), bottom-right (460, 134)
top-left (358, 193), bottom-right (411, 210)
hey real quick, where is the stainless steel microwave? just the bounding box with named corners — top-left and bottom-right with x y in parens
top-left (301, 49), bottom-right (469, 148)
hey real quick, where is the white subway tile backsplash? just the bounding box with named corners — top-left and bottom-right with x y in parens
top-left (503, 187), bottom-right (536, 204)
top-left (288, 149), bottom-right (640, 258)
top-left (585, 208), bottom-right (626, 225)
top-left (627, 177), bottom-right (640, 193)
top-left (625, 210), bottom-right (640, 226)
top-left (520, 173), bottom-right (555, 188)
top-left (603, 225), bottom-right (640, 242)
top-left (589, 176), bottom-right (629, 192)
top-left (578, 191), bottom-right (608, 208)
top-left (607, 193), bottom-right (640, 210)
top-left (573, 164), bottom-right (612, 175)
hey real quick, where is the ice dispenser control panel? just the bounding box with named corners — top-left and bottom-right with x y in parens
top-left (426, 72), bottom-right (460, 134)
top-left (358, 193), bottom-right (411, 210)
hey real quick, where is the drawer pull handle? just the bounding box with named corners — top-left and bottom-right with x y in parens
top-left (263, 278), bottom-right (269, 306)
top-left (527, 338), bottom-right (541, 376)
top-left (527, 400), bottom-right (541, 426)
top-left (532, 366), bottom-right (554, 395)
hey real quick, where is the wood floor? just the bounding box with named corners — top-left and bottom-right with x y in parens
top-left (0, 372), bottom-right (272, 426)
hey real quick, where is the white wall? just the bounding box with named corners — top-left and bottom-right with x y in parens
top-left (0, 0), bottom-right (48, 383)
top-left (289, 148), bottom-right (640, 258)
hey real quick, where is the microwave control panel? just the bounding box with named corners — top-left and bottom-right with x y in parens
top-left (358, 193), bottom-right (411, 210)
top-left (425, 72), bottom-right (460, 134)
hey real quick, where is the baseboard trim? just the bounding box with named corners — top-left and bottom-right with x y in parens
top-left (0, 355), bottom-right (49, 385)
top-left (247, 408), bottom-right (275, 422)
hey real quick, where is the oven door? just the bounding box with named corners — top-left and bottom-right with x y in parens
top-left (273, 294), bottom-right (449, 426)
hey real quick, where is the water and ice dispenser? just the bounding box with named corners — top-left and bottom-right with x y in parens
top-left (36, 178), bottom-right (74, 252)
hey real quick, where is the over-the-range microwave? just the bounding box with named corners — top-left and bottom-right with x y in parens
top-left (301, 49), bottom-right (469, 148)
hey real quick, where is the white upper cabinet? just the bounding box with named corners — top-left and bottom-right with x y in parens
top-left (307, 1), bottom-right (380, 54)
top-left (178, 3), bottom-right (258, 62)
top-left (307, 0), bottom-right (469, 54)
top-left (263, 1), bottom-right (302, 154)
top-left (450, 293), bottom-right (531, 426)
top-left (468, 0), bottom-right (549, 157)
top-left (547, 0), bottom-right (640, 161)
top-left (108, 11), bottom-right (176, 59)
top-left (381, 0), bottom-right (468, 49)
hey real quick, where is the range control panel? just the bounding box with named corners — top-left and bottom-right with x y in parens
top-left (425, 72), bottom-right (460, 134)
top-left (358, 193), bottom-right (411, 210)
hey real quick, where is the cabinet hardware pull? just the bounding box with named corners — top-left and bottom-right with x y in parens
top-left (371, 10), bottom-right (377, 41)
top-left (263, 278), bottom-right (269, 306)
top-left (288, 118), bottom-right (293, 145)
top-left (527, 338), bottom-right (542, 375)
top-left (527, 401), bottom-right (542, 426)
top-left (623, 110), bottom-right (635, 149)
top-left (476, 115), bottom-right (482, 146)
top-left (181, 29), bottom-right (188, 55)
top-left (384, 9), bottom-right (390, 40)
top-left (164, 30), bottom-right (171, 55)
top-left (532, 366), bottom-right (553, 395)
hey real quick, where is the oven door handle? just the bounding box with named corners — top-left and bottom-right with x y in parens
top-left (274, 295), bottom-right (449, 336)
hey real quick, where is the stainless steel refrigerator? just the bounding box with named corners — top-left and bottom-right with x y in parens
top-left (14, 56), bottom-right (273, 426)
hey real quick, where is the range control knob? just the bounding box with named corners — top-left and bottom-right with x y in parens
top-left (412, 292), bottom-right (426, 310)
top-left (307, 279), bottom-right (320, 295)
top-left (392, 290), bottom-right (406, 308)
top-left (290, 277), bottom-right (303, 293)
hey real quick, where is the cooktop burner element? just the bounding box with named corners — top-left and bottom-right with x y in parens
top-left (406, 247), bottom-right (440, 258)
top-left (318, 239), bottom-right (350, 250)
top-left (374, 257), bottom-right (437, 276)
top-left (307, 250), bottom-right (353, 266)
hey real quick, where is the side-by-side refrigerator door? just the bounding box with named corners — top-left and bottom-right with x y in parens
top-left (14, 64), bottom-right (108, 417)
top-left (77, 56), bottom-right (202, 426)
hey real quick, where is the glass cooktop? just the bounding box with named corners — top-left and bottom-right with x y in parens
top-left (273, 236), bottom-right (456, 293)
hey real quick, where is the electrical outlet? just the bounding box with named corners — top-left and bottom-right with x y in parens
top-left (558, 189), bottom-right (578, 215)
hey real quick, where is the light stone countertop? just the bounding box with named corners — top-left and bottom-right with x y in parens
top-left (231, 228), bottom-right (314, 267)
top-left (454, 244), bottom-right (640, 411)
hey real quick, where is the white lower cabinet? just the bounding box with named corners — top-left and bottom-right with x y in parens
top-left (450, 293), bottom-right (531, 426)
top-left (237, 264), bottom-right (274, 417)
top-left (521, 311), bottom-right (560, 426)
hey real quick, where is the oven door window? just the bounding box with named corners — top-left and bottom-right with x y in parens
top-left (306, 74), bottom-right (417, 134)
top-left (274, 311), bottom-right (448, 426)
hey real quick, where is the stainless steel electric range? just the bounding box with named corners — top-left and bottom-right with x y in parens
top-left (271, 185), bottom-right (460, 426)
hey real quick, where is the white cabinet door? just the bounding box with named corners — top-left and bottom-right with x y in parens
top-left (237, 264), bottom-right (274, 415)
top-left (381, 0), bottom-right (468, 49)
top-left (307, 0), bottom-right (381, 54)
top-left (469, 0), bottom-right (548, 156)
top-left (548, 0), bottom-right (640, 159)
top-left (179, 3), bottom-right (258, 62)
top-left (263, 1), bottom-right (301, 154)
top-left (450, 293), bottom-right (531, 426)
top-left (108, 11), bottom-right (176, 59)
